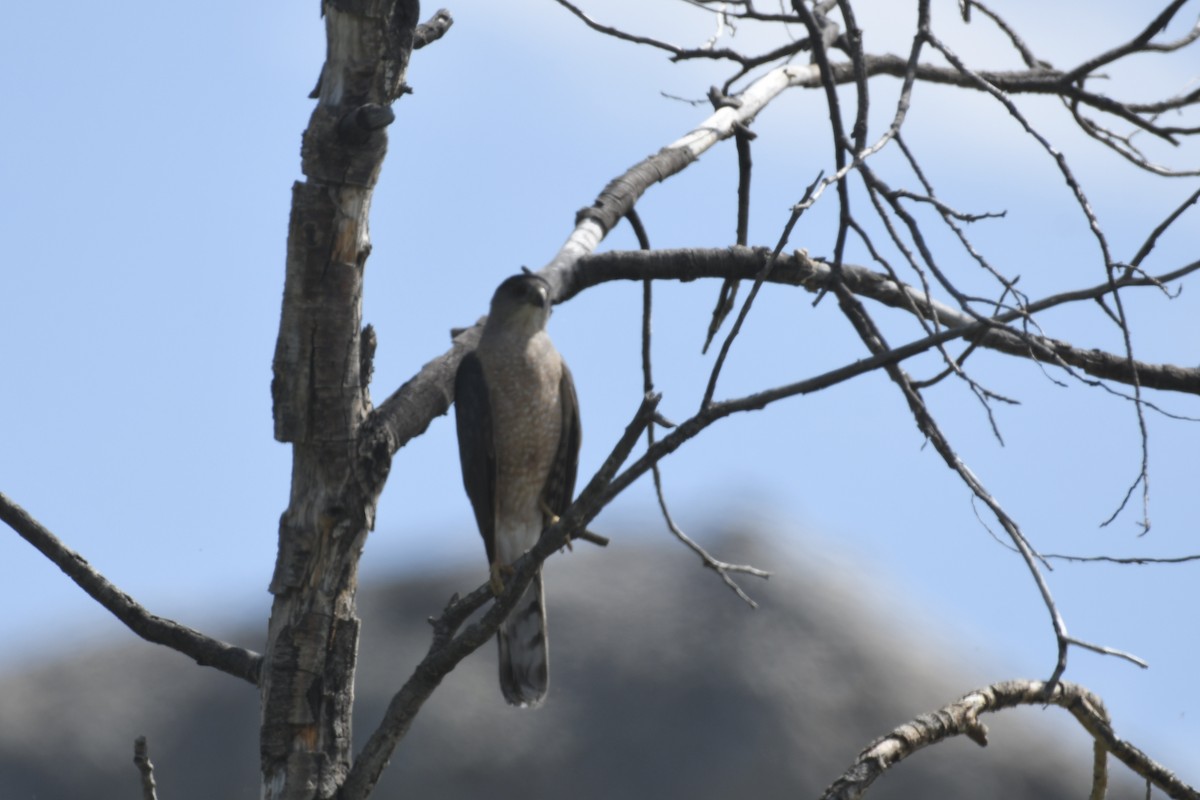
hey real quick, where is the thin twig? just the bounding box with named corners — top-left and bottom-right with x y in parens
top-left (700, 172), bottom-right (824, 409)
top-left (702, 121), bottom-right (755, 353)
top-left (1130, 187), bottom-right (1200, 271)
top-left (1043, 552), bottom-right (1200, 565)
top-left (1063, 636), bottom-right (1149, 669)
top-left (962, 0), bottom-right (1047, 68)
top-left (552, 0), bottom-right (687, 58)
top-left (627, 208), bottom-right (768, 604)
top-left (1061, 0), bottom-right (1193, 83)
top-left (649, 465), bottom-right (769, 607)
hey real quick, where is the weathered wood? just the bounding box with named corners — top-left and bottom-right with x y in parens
top-left (263, 1), bottom-right (421, 798)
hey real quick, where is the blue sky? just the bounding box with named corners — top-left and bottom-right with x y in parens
top-left (2, 0), bottom-right (1198, 787)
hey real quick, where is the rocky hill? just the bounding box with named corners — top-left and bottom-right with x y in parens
top-left (0, 530), bottom-right (1101, 798)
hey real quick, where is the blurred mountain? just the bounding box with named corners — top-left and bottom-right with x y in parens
top-left (0, 528), bottom-right (1104, 799)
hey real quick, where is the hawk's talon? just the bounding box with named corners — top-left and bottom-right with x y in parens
top-left (540, 499), bottom-right (572, 551)
top-left (539, 498), bottom-right (561, 527)
top-left (489, 561), bottom-right (514, 596)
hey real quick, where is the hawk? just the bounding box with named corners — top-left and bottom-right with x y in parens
top-left (454, 272), bottom-right (581, 707)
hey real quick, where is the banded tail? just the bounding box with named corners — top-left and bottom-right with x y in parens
top-left (497, 569), bottom-right (548, 707)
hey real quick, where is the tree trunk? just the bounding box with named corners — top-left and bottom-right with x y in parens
top-left (262, 2), bottom-right (419, 798)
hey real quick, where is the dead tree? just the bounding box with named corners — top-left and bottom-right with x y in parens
top-left (2, 1), bottom-right (1198, 798)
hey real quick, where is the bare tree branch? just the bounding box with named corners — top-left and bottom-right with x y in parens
top-left (702, 121), bottom-right (754, 353)
top-left (961, 0), bottom-right (1047, 68)
top-left (821, 679), bottom-right (1200, 800)
top-left (413, 8), bottom-right (453, 50)
top-left (553, 0), bottom-right (812, 75)
top-left (1044, 551), bottom-right (1200, 565)
top-left (627, 208), bottom-right (769, 604)
top-left (0, 491), bottom-right (262, 685)
top-left (1131, 187), bottom-right (1200, 269)
top-left (359, 325), bottom-right (481, 495)
top-left (1061, 0), bottom-right (1195, 82)
top-left (701, 175), bottom-right (820, 409)
top-left (552, 0), bottom-right (692, 59)
top-left (648, 464), bottom-right (769, 607)
top-left (567, 247), bottom-right (1200, 397)
top-left (133, 736), bottom-right (160, 800)
top-left (553, 62), bottom-right (820, 259)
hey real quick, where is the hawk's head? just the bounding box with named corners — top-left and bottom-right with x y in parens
top-left (486, 272), bottom-right (553, 335)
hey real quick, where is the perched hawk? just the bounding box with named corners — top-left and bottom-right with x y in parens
top-left (454, 273), bottom-right (581, 707)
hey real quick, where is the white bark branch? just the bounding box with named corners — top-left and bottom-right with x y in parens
top-left (821, 679), bottom-right (1199, 800)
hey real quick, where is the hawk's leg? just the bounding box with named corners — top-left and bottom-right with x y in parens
top-left (489, 560), bottom-right (515, 596)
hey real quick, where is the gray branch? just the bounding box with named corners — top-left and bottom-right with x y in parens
top-left (569, 247), bottom-right (1200, 396)
top-left (413, 8), bottom-right (453, 50)
top-left (0, 491), bottom-right (261, 685)
top-left (133, 736), bottom-right (160, 800)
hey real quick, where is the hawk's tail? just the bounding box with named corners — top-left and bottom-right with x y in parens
top-left (497, 569), bottom-right (548, 707)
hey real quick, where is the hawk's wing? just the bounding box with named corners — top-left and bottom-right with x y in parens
top-left (454, 351), bottom-right (497, 563)
top-left (542, 362), bottom-right (581, 517)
